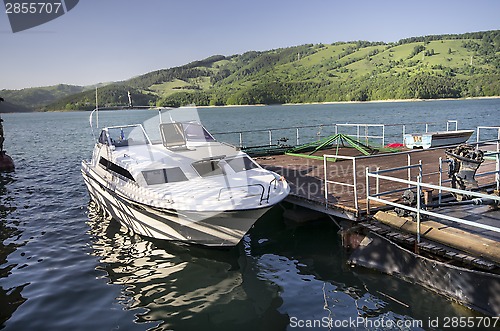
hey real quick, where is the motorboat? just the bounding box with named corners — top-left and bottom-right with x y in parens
top-left (81, 108), bottom-right (290, 246)
top-left (403, 130), bottom-right (474, 149)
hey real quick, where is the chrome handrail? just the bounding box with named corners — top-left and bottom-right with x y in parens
top-left (366, 172), bottom-right (500, 237)
top-left (217, 184), bottom-right (267, 204)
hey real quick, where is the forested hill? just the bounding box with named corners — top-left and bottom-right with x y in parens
top-left (4, 30), bottom-right (500, 111)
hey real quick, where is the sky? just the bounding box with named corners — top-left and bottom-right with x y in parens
top-left (1, 0), bottom-right (499, 90)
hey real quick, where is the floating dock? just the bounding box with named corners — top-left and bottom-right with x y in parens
top-left (256, 145), bottom-right (498, 218)
top-left (223, 121), bottom-right (500, 316)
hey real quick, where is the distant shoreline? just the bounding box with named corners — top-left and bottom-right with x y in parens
top-left (2, 96), bottom-right (499, 113)
top-left (196, 96), bottom-right (500, 109)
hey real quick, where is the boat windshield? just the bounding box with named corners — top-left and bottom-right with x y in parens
top-left (181, 122), bottom-right (215, 142)
top-left (225, 156), bottom-right (260, 172)
top-left (107, 125), bottom-right (150, 147)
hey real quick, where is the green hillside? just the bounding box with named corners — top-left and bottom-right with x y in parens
top-left (0, 84), bottom-right (86, 109)
top-left (5, 30), bottom-right (500, 111)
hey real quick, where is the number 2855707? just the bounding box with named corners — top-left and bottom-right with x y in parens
top-left (5, 2), bottom-right (62, 14)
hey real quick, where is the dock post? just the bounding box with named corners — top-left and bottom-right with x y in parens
top-left (438, 157), bottom-right (443, 205)
top-left (497, 140), bottom-right (500, 191)
top-left (382, 125), bottom-right (385, 147)
top-left (407, 153), bottom-right (411, 188)
top-left (423, 189), bottom-right (433, 206)
top-left (239, 132), bottom-right (243, 148)
top-left (323, 155), bottom-right (328, 209)
top-left (476, 127), bottom-right (480, 150)
top-left (296, 128), bottom-right (299, 145)
top-left (353, 158), bottom-right (359, 212)
top-left (416, 175), bottom-right (422, 248)
top-left (268, 130), bottom-right (272, 146)
top-left (365, 167), bottom-right (370, 216)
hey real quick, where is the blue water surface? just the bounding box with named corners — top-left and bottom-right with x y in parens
top-left (1, 99), bottom-right (498, 330)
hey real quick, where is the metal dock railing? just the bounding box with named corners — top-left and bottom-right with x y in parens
top-left (321, 138), bottom-right (500, 218)
top-left (213, 119), bottom-right (464, 149)
top-left (365, 166), bottom-right (500, 244)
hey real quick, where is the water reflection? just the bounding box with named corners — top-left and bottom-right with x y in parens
top-left (87, 202), bottom-right (288, 330)
top-left (246, 208), bottom-right (482, 329)
top-left (87, 200), bottom-right (478, 331)
top-left (0, 173), bottom-right (26, 327)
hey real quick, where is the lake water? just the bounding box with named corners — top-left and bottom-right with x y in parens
top-left (1, 99), bottom-right (498, 330)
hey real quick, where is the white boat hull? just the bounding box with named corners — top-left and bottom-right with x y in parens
top-left (82, 163), bottom-right (273, 246)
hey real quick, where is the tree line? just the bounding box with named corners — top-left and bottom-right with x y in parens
top-left (156, 73), bottom-right (499, 107)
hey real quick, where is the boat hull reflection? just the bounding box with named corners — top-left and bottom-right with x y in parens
top-left (86, 201), bottom-right (288, 330)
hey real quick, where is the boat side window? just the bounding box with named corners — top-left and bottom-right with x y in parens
top-left (226, 156), bottom-right (260, 172)
top-left (192, 159), bottom-right (224, 177)
top-left (142, 167), bottom-right (188, 185)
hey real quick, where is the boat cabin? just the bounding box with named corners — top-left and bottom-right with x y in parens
top-left (95, 121), bottom-right (261, 186)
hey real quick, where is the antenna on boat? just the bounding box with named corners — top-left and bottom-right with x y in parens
top-left (128, 91), bottom-right (133, 108)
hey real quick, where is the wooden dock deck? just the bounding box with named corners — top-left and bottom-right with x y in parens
top-left (256, 145), bottom-right (498, 220)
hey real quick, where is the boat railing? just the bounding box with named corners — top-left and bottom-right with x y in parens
top-left (217, 183), bottom-right (268, 204)
top-left (88, 106), bottom-right (173, 141)
top-left (217, 177), bottom-right (281, 204)
top-left (212, 120), bottom-right (460, 149)
top-left (266, 177), bottom-right (278, 201)
top-left (365, 169), bottom-right (500, 245)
